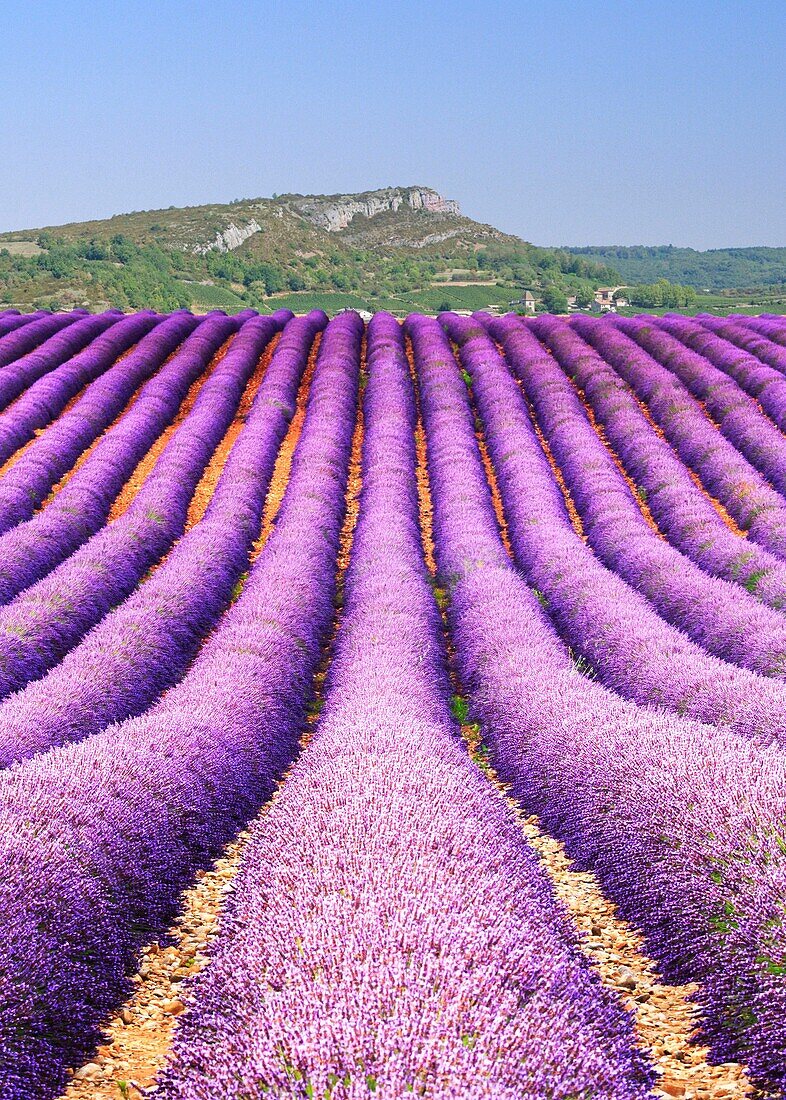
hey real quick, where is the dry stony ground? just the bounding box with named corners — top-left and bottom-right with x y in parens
top-left (61, 340), bottom-right (752, 1100)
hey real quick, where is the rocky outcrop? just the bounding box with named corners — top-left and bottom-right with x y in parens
top-left (289, 187), bottom-right (461, 232)
top-left (193, 220), bottom-right (262, 254)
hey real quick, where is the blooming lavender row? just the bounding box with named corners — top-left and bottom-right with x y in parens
top-left (158, 310), bottom-right (653, 1100)
top-left (0, 309), bottom-right (87, 369)
top-left (695, 313), bottom-right (786, 372)
top-left (0, 312), bottom-right (361, 1099)
top-left (444, 312), bottom-right (786, 742)
top-left (0, 311), bottom-right (187, 491)
top-left (0, 310), bottom-right (47, 339)
top-left (738, 313), bottom-right (786, 345)
top-left (568, 313), bottom-right (786, 603)
top-left (0, 312), bottom-right (290, 701)
top-left (0, 311), bottom-right (326, 768)
top-left (618, 314), bottom-right (786, 506)
top-left (409, 313), bottom-right (786, 1095)
top-left (0, 311), bottom-right (217, 538)
top-left (0, 312), bottom-right (238, 603)
top-left (496, 312), bottom-right (786, 670)
top-left (657, 313), bottom-right (786, 431)
top-left (0, 309), bottom-right (140, 415)
top-left (579, 313), bottom-right (786, 558)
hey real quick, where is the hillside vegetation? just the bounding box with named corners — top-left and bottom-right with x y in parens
top-left (0, 186), bottom-right (619, 313)
top-left (567, 243), bottom-right (786, 292)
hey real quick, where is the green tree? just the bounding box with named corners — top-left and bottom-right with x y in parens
top-left (542, 286), bottom-right (569, 314)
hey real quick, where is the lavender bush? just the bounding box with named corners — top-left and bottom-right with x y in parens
top-left (580, 313), bottom-right (786, 558)
top-left (0, 312), bottom-right (289, 699)
top-left (0, 312), bottom-right (226, 537)
top-left (0, 310), bottom-right (87, 369)
top-left (619, 314), bottom-right (786, 509)
top-left (487, 311), bottom-right (786, 666)
top-left (432, 314), bottom-right (786, 742)
top-left (0, 312), bottom-right (361, 1099)
top-left (0, 311), bottom-right (326, 766)
top-left (738, 314), bottom-right (786, 345)
top-left (157, 310), bottom-right (653, 1100)
top-left (0, 309), bottom-right (140, 412)
top-left (568, 313), bottom-right (786, 603)
top-left (696, 313), bottom-right (786, 372)
top-left (0, 311), bottom-right (236, 603)
top-left (656, 312), bottom-right (786, 430)
top-left (409, 312), bottom-right (786, 1095)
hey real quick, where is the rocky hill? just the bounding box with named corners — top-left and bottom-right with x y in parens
top-left (0, 186), bottom-right (619, 314)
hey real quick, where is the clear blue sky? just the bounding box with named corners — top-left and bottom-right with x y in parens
top-left (0, 0), bottom-right (783, 248)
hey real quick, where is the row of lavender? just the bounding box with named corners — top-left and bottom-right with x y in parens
top-left (417, 314), bottom-right (786, 1093)
top-left (157, 312), bottom-right (653, 1099)
top-left (0, 312), bottom-right (361, 1098)
top-left (155, 309), bottom-right (786, 1096)
top-left (0, 307), bottom-right (785, 1093)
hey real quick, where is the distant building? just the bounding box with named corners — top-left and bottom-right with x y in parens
top-left (594, 286), bottom-right (628, 312)
top-left (510, 290), bottom-right (536, 314)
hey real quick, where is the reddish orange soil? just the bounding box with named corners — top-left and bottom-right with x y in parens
top-left (254, 332), bottom-right (320, 556)
top-left (184, 332), bottom-right (281, 530)
top-left (107, 336), bottom-right (237, 524)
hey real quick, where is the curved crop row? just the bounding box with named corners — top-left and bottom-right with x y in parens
top-left (0, 309), bottom-right (86, 369)
top-left (444, 312), bottom-right (786, 743)
top-left (158, 310), bottom-right (652, 1100)
top-left (568, 313), bottom-right (786, 604)
top-left (408, 313), bottom-right (786, 1096)
top-left (0, 312), bottom-right (221, 536)
top-left (501, 312), bottom-right (786, 672)
top-left (0, 311), bottom-right (195, 483)
top-left (0, 311), bottom-right (362, 1100)
top-left (0, 311), bottom-right (327, 768)
top-left (739, 314), bottom-right (786, 345)
top-left (0, 309), bottom-right (140, 414)
top-left (579, 313), bottom-right (786, 558)
top-left (0, 312), bottom-right (289, 701)
top-left (620, 314), bottom-right (786, 508)
top-left (657, 313), bottom-right (786, 430)
top-left (696, 313), bottom-right (786, 372)
top-left (0, 312), bottom-right (237, 604)
top-left (0, 310), bottom-right (46, 339)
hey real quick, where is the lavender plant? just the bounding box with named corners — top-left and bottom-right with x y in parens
top-left (0, 311), bottom-right (326, 766)
top-left (157, 310), bottom-right (654, 1100)
top-left (620, 314), bottom-right (786, 508)
top-left (0, 311), bottom-right (237, 603)
top-left (0, 312), bottom-right (289, 699)
top-left (0, 312), bottom-right (361, 1099)
top-left (568, 313), bottom-right (786, 601)
top-left (408, 312), bottom-right (786, 1095)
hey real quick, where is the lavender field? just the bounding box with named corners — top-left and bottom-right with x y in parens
top-left (0, 306), bottom-right (784, 1099)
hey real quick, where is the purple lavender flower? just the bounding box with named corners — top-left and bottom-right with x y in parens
top-left (0, 313), bottom-right (288, 699)
top-left (408, 311), bottom-right (786, 1095)
top-left (0, 313), bottom-right (361, 1099)
top-left (157, 311), bottom-right (653, 1100)
top-left (619, 314), bottom-right (786, 511)
top-left (0, 311), bottom-right (326, 766)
